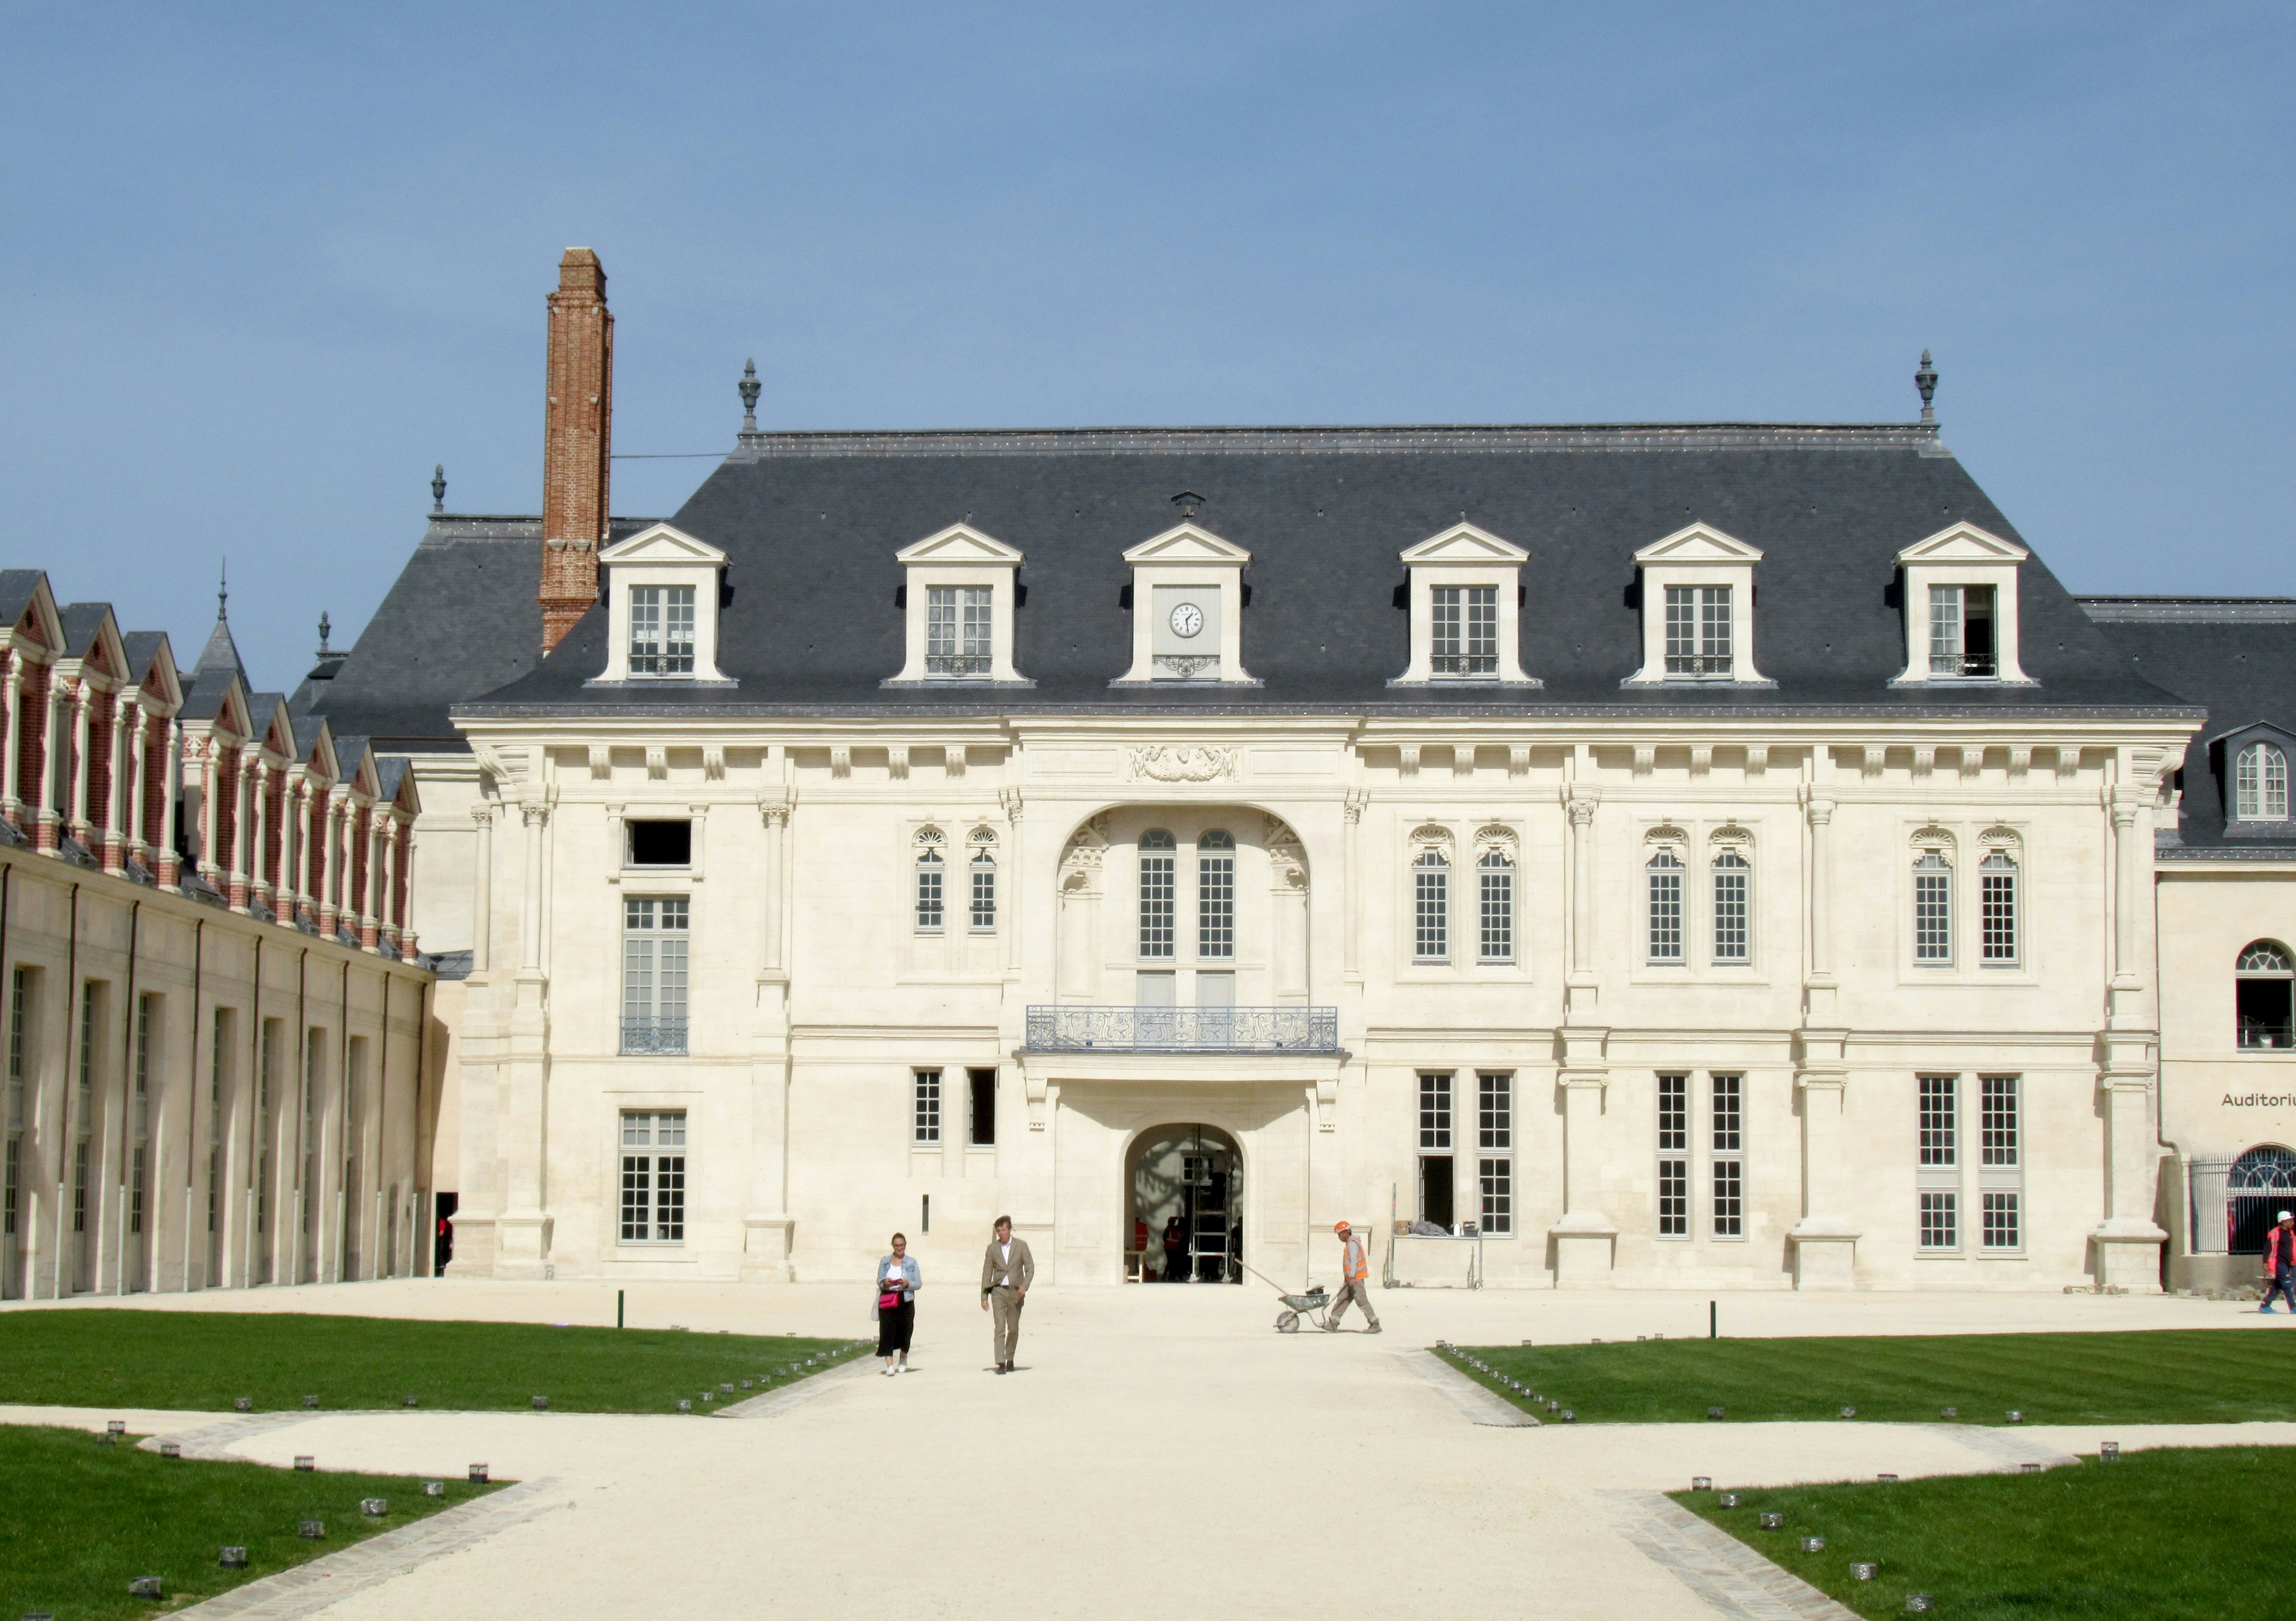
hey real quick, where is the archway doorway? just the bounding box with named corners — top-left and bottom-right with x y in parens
top-left (1127, 1124), bottom-right (1243, 1284)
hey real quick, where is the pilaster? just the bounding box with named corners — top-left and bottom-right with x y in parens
top-left (1787, 1031), bottom-right (1860, 1288)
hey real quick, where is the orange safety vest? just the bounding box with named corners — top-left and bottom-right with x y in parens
top-left (1341, 1234), bottom-right (1368, 1282)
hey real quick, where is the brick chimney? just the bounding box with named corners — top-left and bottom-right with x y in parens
top-left (539, 247), bottom-right (613, 653)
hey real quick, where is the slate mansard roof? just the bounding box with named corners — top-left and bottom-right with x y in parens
top-left (2080, 598), bottom-right (2296, 856)
top-left (449, 421), bottom-right (2181, 722)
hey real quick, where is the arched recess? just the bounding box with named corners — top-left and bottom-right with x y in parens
top-left (1122, 1118), bottom-right (1248, 1284)
top-left (1054, 804), bottom-right (1311, 1006)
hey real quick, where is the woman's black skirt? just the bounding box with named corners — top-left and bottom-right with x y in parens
top-left (877, 1298), bottom-right (915, 1357)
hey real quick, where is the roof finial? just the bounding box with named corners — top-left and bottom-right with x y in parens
top-left (1915, 349), bottom-right (1938, 426)
top-left (217, 558), bottom-right (229, 621)
top-left (431, 463), bottom-right (447, 513)
top-left (316, 611), bottom-right (332, 657)
top-left (1171, 490), bottom-right (1204, 520)
top-left (739, 359), bottom-right (761, 432)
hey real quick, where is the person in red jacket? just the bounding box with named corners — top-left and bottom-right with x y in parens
top-left (2263, 1211), bottom-right (2296, 1314)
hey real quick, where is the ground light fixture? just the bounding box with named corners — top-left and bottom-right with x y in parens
top-left (677, 1399), bottom-right (692, 1412)
top-left (1759, 1513), bottom-right (1784, 1530)
top-left (1839, 1406), bottom-right (1857, 1419)
top-left (1692, 1477), bottom-right (1711, 1491)
top-left (1717, 1493), bottom-right (1740, 1508)
top-left (532, 1396), bottom-right (548, 1410)
top-left (423, 1482), bottom-right (444, 1497)
top-left (294, 1456), bottom-right (314, 1472)
top-left (105, 1420), bottom-right (125, 1438)
top-left (1559, 1410), bottom-right (1576, 1422)
top-left (2100, 1441), bottom-right (2121, 1461)
top-left (159, 1443), bottom-right (180, 1459)
top-left (1940, 1406), bottom-right (1958, 1419)
top-left (233, 1397), bottom-right (253, 1412)
top-left (1906, 1597), bottom-right (1934, 1613)
top-left (1851, 1563), bottom-right (1877, 1581)
top-left (1877, 1474), bottom-right (1898, 1482)
top-left (403, 1395), bottom-right (419, 1408)
top-left (700, 1391), bottom-right (715, 1404)
top-left (129, 1576), bottom-right (163, 1598)
top-left (297, 1520), bottom-right (324, 1540)
top-left (2006, 1409), bottom-right (2023, 1423)
top-left (469, 1464), bottom-right (489, 1483)
top-left (1708, 1406), bottom-right (1725, 1419)
top-left (303, 1395), bottom-right (320, 1408)
top-left (2019, 1462), bottom-right (2042, 1474)
top-left (1800, 1536), bottom-right (1826, 1553)
top-left (362, 1498), bottom-right (388, 1517)
top-left (219, 1548), bottom-right (248, 1568)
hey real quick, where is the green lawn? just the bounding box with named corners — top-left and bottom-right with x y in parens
top-left (1442, 1328), bottom-right (2296, 1424)
top-left (1677, 1446), bottom-right (2288, 1621)
top-left (0, 1423), bottom-right (501, 1620)
top-left (0, 1311), bottom-right (865, 1414)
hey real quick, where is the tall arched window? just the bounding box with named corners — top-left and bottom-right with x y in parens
top-left (1711, 850), bottom-right (1749, 963)
top-left (2229, 1145), bottom-right (2296, 1253)
top-left (1477, 848), bottom-right (1514, 964)
top-left (1912, 850), bottom-right (1953, 963)
top-left (2237, 940), bottom-right (2294, 1049)
top-left (969, 850), bottom-right (997, 932)
top-left (1647, 850), bottom-right (1683, 963)
top-left (1138, 831), bottom-right (1176, 958)
top-left (2238, 742), bottom-right (2289, 821)
top-left (915, 847), bottom-right (944, 931)
top-left (1979, 851), bottom-right (2019, 963)
top-left (1413, 849), bottom-right (1450, 963)
top-left (1198, 830), bottom-right (1235, 959)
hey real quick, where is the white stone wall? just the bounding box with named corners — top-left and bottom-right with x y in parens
top-left (437, 721), bottom-right (2195, 1291)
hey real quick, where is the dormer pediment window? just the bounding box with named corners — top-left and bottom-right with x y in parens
top-left (1391, 524), bottom-right (1537, 686)
top-left (2209, 721), bottom-right (2296, 835)
top-left (1624, 524), bottom-right (1769, 686)
top-left (592, 524), bottom-right (733, 685)
top-left (1892, 524), bottom-right (2034, 686)
top-left (888, 525), bottom-right (1029, 686)
top-left (1114, 524), bottom-right (1256, 686)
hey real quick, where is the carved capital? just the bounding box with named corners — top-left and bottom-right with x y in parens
top-left (520, 802), bottom-right (551, 829)
top-left (998, 786), bottom-right (1024, 822)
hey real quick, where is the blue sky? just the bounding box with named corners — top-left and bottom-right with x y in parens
top-left (3, 2), bottom-right (2289, 691)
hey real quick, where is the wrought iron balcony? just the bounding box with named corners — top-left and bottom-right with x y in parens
top-left (620, 1016), bottom-right (689, 1055)
top-left (925, 653), bottom-right (991, 677)
top-left (1023, 1004), bottom-right (1339, 1054)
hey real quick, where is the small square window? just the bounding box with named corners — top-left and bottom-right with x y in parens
top-left (626, 820), bottom-right (691, 867)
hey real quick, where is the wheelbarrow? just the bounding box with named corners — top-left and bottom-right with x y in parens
top-left (1239, 1261), bottom-right (1330, 1332)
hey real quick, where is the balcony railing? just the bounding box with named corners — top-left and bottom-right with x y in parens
top-left (1023, 1004), bottom-right (1339, 1054)
top-left (2237, 1020), bottom-right (2295, 1051)
top-left (925, 653), bottom-right (991, 677)
top-left (621, 1016), bottom-right (689, 1055)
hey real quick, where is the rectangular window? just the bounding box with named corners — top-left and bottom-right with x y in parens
top-left (73, 1138), bottom-right (89, 1234)
top-left (1477, 1071), bottom-right (1512, 1237)
top-left (617, 1111), bottom-right (686, 1243)
top-left (1139, 848), bottom-right (1175, 959)
top-left (1928, 585), bottom-right (1996, 678)
top-left (1430, 585), bottom-right (1498, 676)
top-left (1477, 853), bottom-right (1513, 964)
top-left (4, 1137), bottom-right (17, 1240)
top-left (625, 820), bottom-right (692, 867)
top-left (1920, 1191), bottom-right (1959, 1250)
top-left (915, 850), bottom-right (944, 931)
top-left (1979, 1075), bottom-right (2019, 1167)
top-left (1982, 1191), bottom-right (2021, 1250)
top-left (1712, 853), bottom-right (1749, 963)
top-left (1648, 855), bottom-right (1683, 962)
top-left (1198, 846), bottom-right (1234, 959)
top-left (6, 966), bottom-right (27, 1134)
top-left (628, 586), bottom-right (696, 676)
top-left (1478, 1158), bottom-right (1512, 1236)
top-left (1656, 1070), bottom-right (1689, 1237)
top-left (1913, 855), bottom-right (1953, 963)
top-left (1664, 585), bottom-right (1732, 677)
top-left (970, 855), bottom-right (997, 932)
top-left (926, 585), bottom-right (992, 677)
top-left (1414, 856), bottom-right (1449, 963)
top-left (621, 897), bottom-right (690, 1055)
top-left (913, 1069), bottom-right (942, 1145)
top-left (1710, 1073), bottom-right (1743, 1238)
top-left (1918, 1074), bottom-right (1958, 1167)
top-left (967, 1068), bottom-right (996, 1147)
top-left (78, 981), bottom-right (98, 1101)
top-left (1980, 854), bottom-right (2018, 963)
top-left (1418, 1071), bottom-right (1453, 1150)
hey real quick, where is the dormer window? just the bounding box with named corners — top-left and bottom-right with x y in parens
top-left (1392, 524), bottom-right (1534, 686)
top-left (1624, 524), bottom-right (1768, 686)
top-left (890, 525), bottom-right (1028, 685)
top-left (2237, 742), bottom-right (2288, 821)
top-left (593, 524), bottom-right (733, 686)
top-left (630, 586), bottom-right (694, 675)
top-left (1893, 524), bottom-right (2032, 686)
top-left (1115, 524), bottom-right (1256, 685)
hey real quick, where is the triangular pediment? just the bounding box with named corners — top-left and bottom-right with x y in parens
top-left (5, 575), bottom-right (63, 655)
top-left (896, 524), bottom-right (1024, 566)
top-left (1399, 523), bottom-right (1527, 565)
top-left (598, 524), bottom-right (725, 566)
top-left (1124, 524), bottom-right (1251, 565)
top-left (1633, 524), bottom-right (1763, 565)
top-left (136, 638), bottom-right (183, 710)
top-left (1896, 523), bottom-right (2028, 565)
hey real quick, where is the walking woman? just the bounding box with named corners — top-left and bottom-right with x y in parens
top-left (876, 1232), bottom-right (921, 1374)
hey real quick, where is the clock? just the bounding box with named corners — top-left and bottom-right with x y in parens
top-left (1168, 602), bottom-right (1204, 638)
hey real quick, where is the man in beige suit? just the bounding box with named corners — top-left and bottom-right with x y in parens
top-left (979, 1215), bottom-right (1034, 1373)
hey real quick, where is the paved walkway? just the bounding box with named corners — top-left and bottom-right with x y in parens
top-left (8, 1281), bottom-right (2295, 1619)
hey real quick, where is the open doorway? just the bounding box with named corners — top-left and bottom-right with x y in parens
top-left (1126, 1124), bottom-right (1243, 1283)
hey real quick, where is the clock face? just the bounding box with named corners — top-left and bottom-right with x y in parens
top-left (1169, 602), bottom-right (1205, 638)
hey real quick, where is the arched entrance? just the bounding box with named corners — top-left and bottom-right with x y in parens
top-left (1126, 1124), bottom-right (1244, 1283)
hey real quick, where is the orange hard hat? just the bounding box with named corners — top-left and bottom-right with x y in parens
top-left (1334, 1220), bottom-right (1352, 1233)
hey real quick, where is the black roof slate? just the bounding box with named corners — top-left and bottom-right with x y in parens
top-left (2081, 598), bottom-right (2296, 853)
top-left (58, 603), bottom-right (112, 658)
top-left (301, 515), bottom-right (661, 748)
top-left (457, 423), bottom-right (2176, 719)
top-left (0, 570), bottom-right (45, 629)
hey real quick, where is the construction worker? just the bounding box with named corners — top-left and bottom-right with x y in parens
top-left (1324, 1220), bottom-right (1381, 1333)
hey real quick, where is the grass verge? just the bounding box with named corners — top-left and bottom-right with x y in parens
top-left (0, 1423), bottom-right (501, 1621)
top-left (0, 1311), bottom-right (866, 1414)
top-left (1675, 1446), bottom-right (2288, 1621)
top-left (1440, 1328), bottom-right (2296, 1424)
